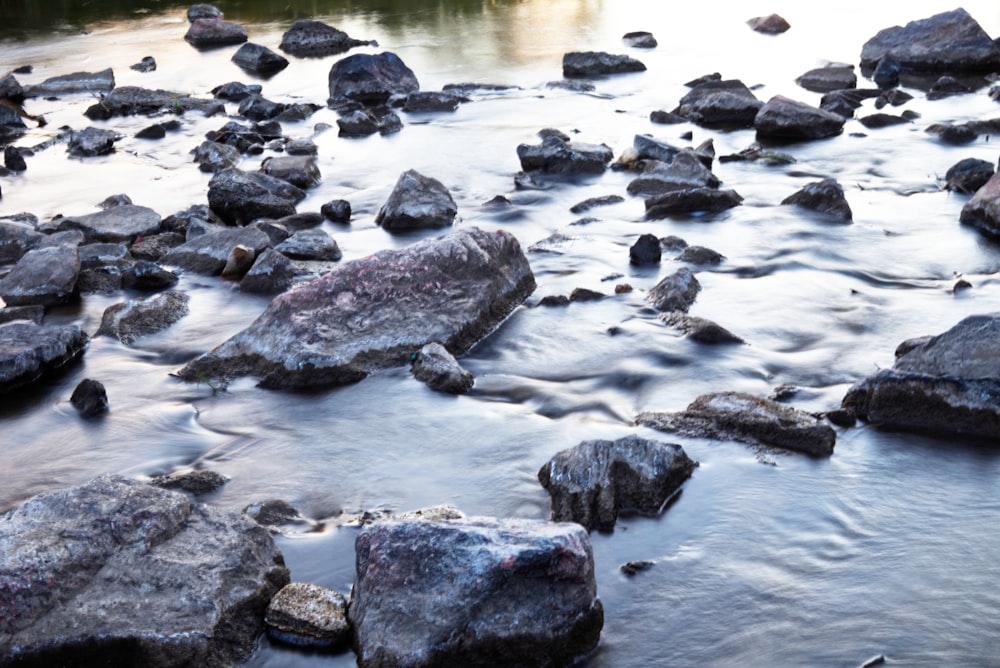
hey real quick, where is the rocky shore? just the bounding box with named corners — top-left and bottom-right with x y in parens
top-left (4, 4), bottom-right (1000, 666)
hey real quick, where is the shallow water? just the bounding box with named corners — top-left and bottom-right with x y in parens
top-left (3, 1), bottom-right (1000, 666)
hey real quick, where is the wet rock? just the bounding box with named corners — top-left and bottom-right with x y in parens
top-left (411, 341), bottom-right (474, 394)
top-left (819, 88), bottom-right (879, 117)
top-left (176, 227), bottom-right (535, 389)
top-left (232, 42), bottom-right (289, 76)
top-left (185, 17), bottom-right (248, 48)
top-left (0, 474), bottom-right (289, 665)
top-left (135, 123), bottom-right (166, 139)
top-left (674, 79), bottom-right (762, 127)
top-left (623, 31), bottom-right (657, 48)
top-left (517, 134), bottom-right (614, 175)
top-left (163, 225), bottom-right (272, 275)
top-left (795, 64), bottom-right (856, 93)
top-left (876, 88), bottom-right (914, 108)
top-left (279, 19), bottom-right (373, 57)
top-left (538, 434), bottom-right (696, 532)
top-left (676, 245), bottom-right (723, 265)
top-left (350, 517), bottom-right (602, 668)
top-left (647, 267), bottom-right (700, 312)
top-left (570, 194), bottom-right (624, 214)
top-left (266, 583), bottom-right (350, 648)
top-left (644, 187), bottom-right (743, 218)
top-left (621, 560), bottom-right (655, 576)
top-left (150, 469), bottom-right (228, 495)
top-left (321, 199), bottom-right (352, 223)
top-left (661, 312), bottom-right (744, 344)
top-left (649, 109), bottom-right (686, 124)
top-left (0, 245), bottom-right (79, 307)
top-left (629, 233), bottom-right (661, 265)
top-left (0, 306), bottom-right (43, 325)
top-left (237, 94), bottom-right (286, 121)
top-left (402, 90), bottom-right (466, 113)
top-left (781, 178), bottom-right (853, 221)
top-left (187, 3), bottom-right (222, 21)
top-left (570, 288), bottom-right (605, 302)
top-left (221, 245), bottom-right (256, 278)
top-left (637, 392), bottom-right (836, 457)
top-left (274, 229), bottom-right (341, 261)
top-left (926, 122), bottom-right (978, 145)
top-left (96, 291), bottom-right (190, 345)
top-left (193, 139), bottom-right (241, 173)
top-left (374, 169), bottom-right (457, 231)
top-left (130, 56), bottom-right (156, 73)
top-left (205, 119), bottom-right (283, 154)
top-left (243, 499), bottom-right (315, 532)
top-left (859, 8), bottom-right (1000, 75)
top-left (627, 149), bottom-right (720, 196)
top-left (262, 212), bottom-right (323, 233)
top-left (70, 378), bottom-right (108, 417)
top-left (207, 168), bottom-right (305, 226)
top-left (211, 80), bottom-right (262, 101)
top-left (67, 127), bottom-right (121, 157)
top-left (328, 51), bottom-right (419, 104)
top-left (76, 242), bottom-right (131, 293)
top-left (260, 155), bottom-right (321, 189)
top-left (858, 112), bottom-right (910, 129)
top-left (959, 171), bottom-right (1000, 236)
top-left (0, 103), bottom-right (27, 143)
top-left (754, 95), bottom-right (845, 140)
top-left (0, 321), bottom-right (88, 392)
top-left (926, 75), bottom-right (973, 100)
top-left (0, 219), bottom-right (42, 264)
top-left (24, 67), bottom-right (115, 97)
top-left (562, 51), bottom-right (646, 77)
top-left (119, 260), bottom-right (178, 291)
top-left (4, 146), bottom-right (26, 172)
top-left (0, 72), bottom-right (25, 101)
top-left (842, 314), bottom-right (1000, 438)
top-left (128, 233), bottom-right (185, 262)
top-left (337, 108), bottom-right (390, 136)
top-left (630, 134), bottom-right (683, 164)
top-left (52, 204), bottom-right (162, 243)
top-left (84, 86), bottom-right (223, 120)
top-left (747, 14), bottom-right (790, 34)
top-left (240, 248), bottom-right (295, 294)
top-left (945, 157), bottom-right (994, 195)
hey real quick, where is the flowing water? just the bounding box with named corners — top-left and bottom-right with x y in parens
top-left (3, 1), bottom-right (1000, 665)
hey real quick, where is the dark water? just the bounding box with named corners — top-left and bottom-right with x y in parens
top-left (3, 1), bottom-right (1000, 666)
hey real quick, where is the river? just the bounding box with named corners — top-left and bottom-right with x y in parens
top-left (3, 1), bottom-right (1000, 666)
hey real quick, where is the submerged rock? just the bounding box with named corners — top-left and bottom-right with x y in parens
top-left (945, 157), bottom-right (993, 195)
top-left (646, 267), bottom-right (700, 312)
top-left (411, 341), bottom-right (474, 394)
top-left (674, 79), bottom-right (762, 127)
top-left (374, 169), bottom-right (457, 231)
top-left (644, 187), bottom-right (743, 218)
top-left (0, 321), bottom-right (89, 393)
top-left (781, 178), bottom-right (853, 221)
top-left (207, 168), bottom-right (305, 226)
top-left (349, 517), bottom-right (603, 668)
top-left (959, 171), bottom-right (1000, 236)
top-left (754, 95), bottom-right (845, 140)
top-left (538, 434), bottom-right (696, 532)
top-left (795, 64), bottom-right (857, 93)
top-left (562, 51), bottom-right (646, 77)
top-left (185, 17), bottom-right (248, 48)
top-left (176, 227), bottom-right (535, 389)
top-left (96, 291), bottom-right (190, 345)
top-left (516, 134), bottom-right (614, 175)
top-left (747, 14), bottom-right (790, 34)
top-left (279, 19), bottom-right (374, 57)
top-left (70, 378), bottom-right (109, 417)
top-left (232, 42), bottom-right (289, 75)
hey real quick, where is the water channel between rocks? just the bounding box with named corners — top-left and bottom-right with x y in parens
top-left (3, 1), bottom-right (1000, 666)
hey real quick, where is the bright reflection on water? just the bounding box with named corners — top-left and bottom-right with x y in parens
top-left (3, 1), bottom-right (1000, 666)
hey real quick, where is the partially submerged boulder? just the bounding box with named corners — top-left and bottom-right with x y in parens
top-left (781, 178), bottom-right (853, 221)
top-left (279, 19), bottom-right (374, 57)
top-left (67, 127), bottom-right (121, 157)
top-left (24, 68), bottom-right (115, 97)
top-left (644, 187), bottom-right (742, 218)
top-left (175, 227), bottom-right (535, 389)
top-left (959, 171), bottom-right (1000, 236)
top-left (328, 52), bottom-right (419, 104)
top-left (538, 435), bottom-right (696, 532)
top-left (266, 582), bottom-right (350, 648)
top-left (0, 245), bottom-right (80, 307)
top-left (349, 517), bottom-right (603, 667)
top-left (162, 225), bottom-right (272, 275)
top-left (51, 204), bottom-right (162, 243)
top-left (0, 321), bottom-right (89, 393)
top-left (516, 135), bottom-right (614, 175)
top-left (945, 157), bottom-right (994, 195)
top-left (207, 168), bottom-right (305, 226)
top-left (795, 64), bottom-right (857, 93)
top-left (411, 341), bottom-right (474, 394)
top-left (674, 79), bottom-right (762, 127)
top-left (562, 51), bottom-right (646, 77)
top-left (185, 17), bottom-right (248, 48)
top-left (754, 95), bottom-right (845, 140)
top-left (747, 14), bottom-right (790, 35)
top-left (231, 42), bottom-right (289, 76)
top-left (96, 291), bottom-right (190, 345)
top-left (374, 169), bottom-right (457, 231)
top-left (0, 475), bottom-right (289, 665)
top-left (646, 267), bottom-right (700, 312)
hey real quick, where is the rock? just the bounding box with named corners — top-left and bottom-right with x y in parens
top-left (83, 86), bottom-right (223, 120)
top-left (926, 122), bottom-right (978, 145)
top-left (349, 517), bottom-right (603, 668)
top-left (626, 149), bottom-right (720, 196)
top-left (0, 475), bottom-right (289, 665)
top-left (0, 321), bottom-right (89, 393)
top-left (621, 560), bottom-right (655, 576)
top-left (859, 8), bottom-right (1000, 75)
top-left (927, 74), bottom-right (974, 100)
top-left (193, 139), bottom-right (241, 173)
top-left (52, 204), bottom-right (162, 243)
top-left (644, 187), bottom-right (743, 218)
top-left (274, 229), bottom-right (341, 261)
top-left (232, 42), bottom-right (289, 75)
top-left (0, 219), bottom-right (42, 264)
top-left (207, 168), bottom-right (305, 226)
top-left (176, 227), bottom-right (535, 389)
top-left (841, 314), bottom-right (1000, 437)
top-left (260, 155), bottom-right (321, 189)
top-left (240, 248), bottom-right (296, 294)
top-left (128, 234), bottom-right (185, 262)
top-left (130, 56), bottom-right (157, 73)
top-left (637, 392), bottom-right (836, 457)
top-left (819, 88), bottom-right (880, 117)
top-left (959, 171), bottom-right (1000, 236)
top-left (237, 94), bottom-right (286, 121)
top-left (150, 469), bottom-right (228, 495)
top-left (266, 583), bottom-right (350, 648)
top-left (570, 194), bottom-right (624, 214)
top-left (328, 51), bottom-right (419, 104)
top-left (538, 434), bottom-right (696, 532)
top-left (70, 378), bottom-right (108, 417)
top-left (337, 108), bottom-right (386, 136)
top-left (674, 79), bottom-right (762, 127)
top-left (945, 157), bottom-right (994, 195)
top-left (0, 306), bottom-right (42, 325)
top-left (858, 112), bottom-right (910, 129)
top-left (795, 64), bottom-right (857, 93)
top-left (0, 245), bottom-right (79, 307)
top-left (747, 14), bottom-right (790, 34)
top-left (211, 80), bottom-right (262, 101)
top-left (76, 242), bottom-right (131, 293)
top-left (279, 19), bottom-right (373, 57)
top-left (187, 3), bottom-right (222, 21)
top-left (24, 67), bottom-right (114, 97)
top-left (321, 199), bottom-right (352, 223)
top-left (629, 134), bottom-right (682, 164)
top-left (374, 169), bottom-right (457, 231)
top-left (96, 291), bottom-right (190, 345)
top-left (781, 178), bottom-right (853, 221)
top-left (661, 312), bottom-right (744, 344)
top-left (676, 245), bottom-right (723, 265)
top-left (67, 127), bottom-right (121, 157)
top-left (163, 225), bottom-right (272, 275)
top-left (516, 135), bottom-right (614, 175)
top-left (184, 17), bottom-right (248, 48)
top-left (629, 233), bottom-right (661, 265)
top-left (0, 72), bottom-right (25, 102)
top-left (135, 123), bottom-right (166, 139)
top-left (0, 103), bottom-right (26, 143)
top-left (243, 498), bottom-right (314, 531)
top-left (411, 341), bottom-right (474, 394)
top-left (754, 95), bottom-right (845, 140)
top-left (623, 31), bottom-right (657, 48)
top-left (647, 267), bottom-right (700, 312)
top-left (260, 212), bottom-right (323, 232)
top-left (402, 90), bottom-right (466, 113)
top-left (649, 109), bottom-right (686, 124)
top-left (4, 146), bottom-right (26, 172)
top-left (205, 119), bottom-right (283, 154)
top-left (562, 51), bottom-right (646, 77)
top-left (875, 88), bottom-right (913, 109)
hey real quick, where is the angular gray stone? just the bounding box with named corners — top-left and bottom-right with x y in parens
top-left (516, 135), bottom-right (614, 175)
top-left (411, 341), bottom-right (474, 394)
top-left (175, 227), bottom-right (535, 389)
top-left (194, 140), bottom-right (241, 173)
top-left (627, 149), bottom-right (720, 196)
top-left (162, 225), bottom-right (272, 275)
top-left (795, 64), bottom-right (857, 93)
top-left (0, 245), bottom-right (79, 306)
top-left (0, 220), bottom-right (42, 263)
top-left (781, 178), bottom-right (853, 221)
top-left (674, 79), bottom-right (762, 127)
top-left (185, 17), bottom-right (248, 48)
top-left (53, 205), bottom-right (162, 243)
top-left (959, 171), bottom-right (1000, 236)
top-left (24, 68), bottom-right (115, 97)
top-left (260, 155), bottom-right (321, 189)
top-left (207, 168), bottom-right (305, 226)
top-left (562, 51), bottom-right (646, 77)
top-left (754, 95), bottom-right (846, 140)
top-left (67, 127), bottom-right (121, 157)
top-left (0, 475), bottom-right (289, 665)
top-left (96, 291), bottom-right (190, 345)
top-left (240, 248), bottom-right (295, 294)
top-left (279, 19), bottom-right (373, 57)
top-left (538, 434), bottom-right (696, 532)
top-left (274, 229), bottom-right (341, 262)
top-left (83, 86), bottom-right (224, 120)
top-left (403, 90), bottom-right (466, 113)
top-left (266, 583), bottom-right (350, 648)
top-left (328, 51), bottom-right (419, 104)
top-left (644, 188), bottom-right (742, 218)
top-left (232, 42), bottom-right (289, 75)
top-left (349, 517), bottom-right (603, 668)
top-left (374, 169), bottom-right (457, 231)
top-left (0, 321), bottom-right (89, 393)
top-left (646, 267), bottom-right (700, 312)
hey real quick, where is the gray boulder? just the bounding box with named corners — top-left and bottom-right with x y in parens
top-left (411, 341), bottom-right (474, 394)
top-left (231, 42), bottom-right (289, 75)
top-left (260, 155), bottom-right (321, 189)
top-left (637, 392), bottom-right (836, 457)
top-left (945, 157), bottom-right (994, 195)
top-left (240, 248), bottom-right (296, 294)
top-left (781, 178), bottom-right (853, 221)
top-left (374, 169), bottom-right (457, 231)
top-left (623, 31), bottom-right (657, 48)
top-left (175, 227), bottom-right (535, 389)
top-left (562, 51), bottom-right (646, 77)
top-left (0, 245), bottom-right (79, 306)
top-left (0, 475), bottom-right (289, 665)
top-left (279, 19), bottom-right (373, 57)
top-left (754, 95), bottom-right (845, 140)
top-left (627, 148), bottom-right (720, 196)
top-left (644, 187), bottom-right (742, 218)
top-left (959, 171), bottom-right (1000, 236)
top-left (24, 68), bottom-right (115, 97)
top-left (631, 134), bottom-right (682, 163)
top-left (349, 517), bottom-right (603, 668)
top-left (403, 90), bottom-right (466, 113)
top-left (646, 267), bottom-right (700, 312)
top-left (266, 583), bottom-right (350, 648)
top-left (96, 291), bottom-right (190, 345)
top-left (84, 86), bottom-right (224, 120)
top-left (162, 225), bottom-right (272, 275)
top-left (795, 64), bottom-right (857, 93)
top-left (52, 204), bottom-right (162, 243)
top-left (328, 51), bottom-right (419, 104)
top-left (70, 378), bottom-right (109, 417)
top-left (516, 135), bottom-right (614, 175)
top-left (0, 219), bottom-right (42, 263)
top-left (67, 127), bottom-right (121, 157)
top-left (841, 314), bottom-right (1000, 438)
top-left (747, 14), bottom-right (790, 34)
top-left (187, 3), bottom-right (222, 21)
top-left (193, 140), bottom-right (241, 173)
top-left (0, 321), bottom-right (89, 393)
top-left (674, 79), bottom-right (762, 127)
top-left (184, 17), bottom-right (248, 48)
top-left (538, 434), bottom-right (696, 532)
top-left (273, 228), bottom-right (341, 261)
top-left (661, 312), bottom-right (744, 344)
top-left (207, 168), bottom-right (305, 226)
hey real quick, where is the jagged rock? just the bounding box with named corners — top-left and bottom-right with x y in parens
top-left (644, 187), bottom-right (742, 218)
top-left (205, 119), bottom-right (283, 154)
top-left (781, 178), bottom-right (853, 221)
top-left (959, 171), bottom-right (1000, 236)
top-left (96, 291), bottom-right (190, 345)
top-left (279, 19), bottom-right (374, 57)
top-left (274, 229), bottom-right (341, 261)
top-left (562, 51), bottom-right (646, 77)
top-left (240, 248), bottom-right (295, 294)
top-left (211, 81), bottom-right (262, 101)
top-left (374, 169), bottom-right (457, 231)
top-left (945, 157), bottom-right (994, 195)
top-left (163, 225), bottom-right (272, 275)
top-left (349, 517), bottom-right (603, 668)
top-left (0, 475), bottom-right (289, 665)
top-left (67, 127), bottom-right (121, 157)
top-left (231, 43), bottom-right (289, 75)
top-left (83, 86), bottom-right (223, 120)
top-left (623, 31), bottom-right (657, 48)
top-left (51, 205), bottom-right (162, 243)
top-left (631, 134), bottom-right (682, 163)
top-left (193, 140), bottom-right (241, 173)
top-left (150, 469), bottom-right (228, 496)
top-left (70, 378), bottom-right (108, 417)
top-left (207, 168), bottom-right (305, 226)
top-left (0, 219), bottom-right (42, 263)
top-left (538, 434), bottom-right (696, 532)
top-left (627, 149), bottom-right (720, 196)
top-left (24, 68), bottom-right (114, 97)
top-left (129, 234), bottom-right (185, 262)
top-left (260, 155), bottom-right (321, 189)
top-left (516, 135), bottom-right (614, 175)
top-left (176, 227), bottom-right (535, 389)
top-left (328, 51), bottom-right (419, 104)
top-left (637, 392), bottom-right (836, 456)
top-left (185, 17), bottom-right (248, 48)
top-left (403, 90), bottom-right (466, 113)
top-left (795, 64), bottom-right (857, 93)
top-left (674, 79), bottom-right (762, 127)
top-left (0, 245), bottom-right (79, 306)
top-left (647, 267), bottom-right (700, 312)
top-left (747, 14), bottom-right (790, 34)
top-left (0, 321), bottom-right (88, 393)
top-left (411, 341), bottom-right (474, 394)
top-left (266, 583), bottom-right (350, 648)
top-left (754, 95), bottom-right (845, 140)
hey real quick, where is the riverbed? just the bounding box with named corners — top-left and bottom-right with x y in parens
top-left (3, 1), bottom-right (1000, 666)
